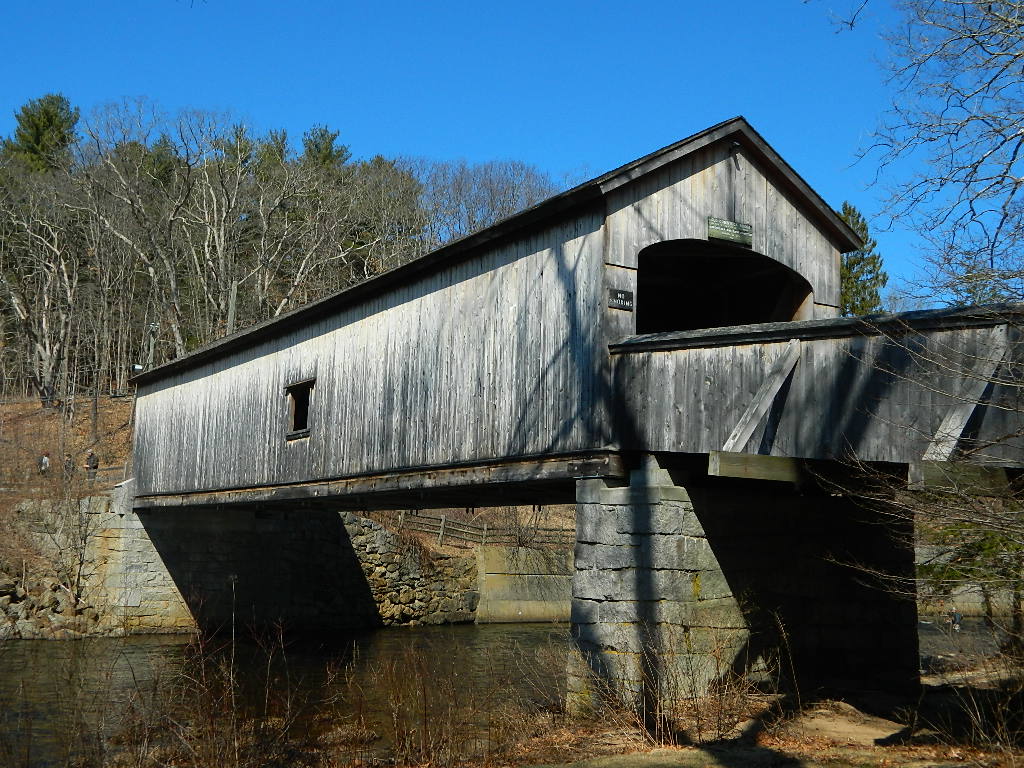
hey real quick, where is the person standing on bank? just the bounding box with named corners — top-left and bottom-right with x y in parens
top-left (38, 452), bottom-right (50, 475)
top-left (85, 449), bottom-right (99, 483)
top-left (949, 606), bottom-right (963, 634)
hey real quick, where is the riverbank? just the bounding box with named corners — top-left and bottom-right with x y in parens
top-left (0, 573), bottom-right (107, 639)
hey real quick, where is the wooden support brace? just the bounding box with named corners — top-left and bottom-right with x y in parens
top-left (923, 324), bottom-right (1010, 462)
top-left (722, 338), bottom-right (801, 453)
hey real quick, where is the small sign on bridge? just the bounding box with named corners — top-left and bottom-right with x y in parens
top-left (608, 288), bottom-right (634, 311)
top-left (708, 216), bottom-right (753, 246)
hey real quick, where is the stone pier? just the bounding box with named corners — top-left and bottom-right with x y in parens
top-left (569, 455), bottom-right (918, 710)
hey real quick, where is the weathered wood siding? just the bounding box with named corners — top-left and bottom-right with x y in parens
top-left (612, 325), bottom-right (1024, 464)
top-left (135, 211), bottom-right (607, 496)
top-left (133, 126), bottom-right (855, 499)
top-left (602, 144), bottom-right (842, 312)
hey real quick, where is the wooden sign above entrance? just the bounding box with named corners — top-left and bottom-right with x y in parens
top-left (707, 216), bottom-right (753, 247)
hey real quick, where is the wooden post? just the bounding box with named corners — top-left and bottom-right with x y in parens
top-left (398, 510), bottom-right (405, 530)
top-left (438, 514), bottom-right (447, 546)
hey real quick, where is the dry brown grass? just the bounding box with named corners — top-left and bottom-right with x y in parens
top-left (0, 396), bottom-right (134, 489)
top-left (0, 396), bottom-right (134, 596)
top-left (81, 630), bottom-right (646, 768)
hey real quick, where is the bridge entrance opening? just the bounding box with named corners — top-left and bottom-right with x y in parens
top-left (635, 239), bottom-right (813, 334)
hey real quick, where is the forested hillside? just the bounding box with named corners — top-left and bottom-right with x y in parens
top-left (0, 93), bottom-right (560, 406)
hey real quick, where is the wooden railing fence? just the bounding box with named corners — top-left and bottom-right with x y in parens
top-left (391, 509), bottom-right (575, 548)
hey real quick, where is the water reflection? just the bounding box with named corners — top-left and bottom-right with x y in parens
top-left (0, 635), bottom-right (187, 767)
top-left (0, 624), bottom-right (571, 767)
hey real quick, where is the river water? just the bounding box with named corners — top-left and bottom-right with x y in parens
top-left (0, 624), bottom-right (572, 767)
top-left (0, 619), bottom-right (1007, 767)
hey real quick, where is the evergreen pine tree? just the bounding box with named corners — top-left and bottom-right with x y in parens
top-left (301, 125), bottom-right (350, 170)
top-left (838, 201), bottom-right (888, 316)
top-left (2, 93), bottom-right (79, 172)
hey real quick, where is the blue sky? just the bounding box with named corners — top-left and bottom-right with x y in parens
top-left (1, 0), bottom-right (917, 286)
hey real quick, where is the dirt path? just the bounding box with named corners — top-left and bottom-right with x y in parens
top-left (528, 700), bottom-right (999, 768)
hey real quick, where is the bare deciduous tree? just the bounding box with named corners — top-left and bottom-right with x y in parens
top-left (830, 1), bottom-right (1024, 303)
top-left (69, 101), bottom-right (428, 361)
top-left (803, 2), bottom-right (1024, 650)
top-left (0, 168), bottom-right (83, 405)
top-left (0, 95), bottom-right (564, 406)
top-left (400, 157), bottom-right (561, 247)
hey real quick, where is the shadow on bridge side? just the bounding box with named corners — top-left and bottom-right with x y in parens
top-left (688, 481), bottom-right (919, 697)
top-left (138, 505), bottom-right (380, 636)
top-left (685, 481), bottom-right (918, 767)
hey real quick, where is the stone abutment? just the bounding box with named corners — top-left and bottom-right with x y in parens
top-left (569, 455), bottom-right (918, 711)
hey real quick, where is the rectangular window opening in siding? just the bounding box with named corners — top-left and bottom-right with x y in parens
top-left (285, 378), bottom-right (314, 440)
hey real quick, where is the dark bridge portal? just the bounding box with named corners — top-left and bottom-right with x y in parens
top-left (636, 240), bottom-right (813, 334)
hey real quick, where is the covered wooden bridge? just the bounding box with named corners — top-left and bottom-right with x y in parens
top-left (130, 117), bottom-right (1024, 704)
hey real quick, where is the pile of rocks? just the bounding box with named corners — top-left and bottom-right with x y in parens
top-left (343, 513), bottom-right (479, 626)
top-left (0, 575), bottom-right (103, 639)
top-left (921, 652), bottom-right (975, 675)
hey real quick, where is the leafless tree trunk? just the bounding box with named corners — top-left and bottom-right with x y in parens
top-left (0, 173), bottom-right (82, 406)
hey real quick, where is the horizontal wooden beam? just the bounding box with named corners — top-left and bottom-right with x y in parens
top-left (134, 452), bottom-right (627, 510)
top-left (708, 451), bottom-right (804, 484)
top-left (908, 460), bottom-right (1013, 496)
top-left (611, 306), bottom-right (1024, 354)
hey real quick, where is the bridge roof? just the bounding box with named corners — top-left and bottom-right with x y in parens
top-left (133, 116), bottom-right (862, 387)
